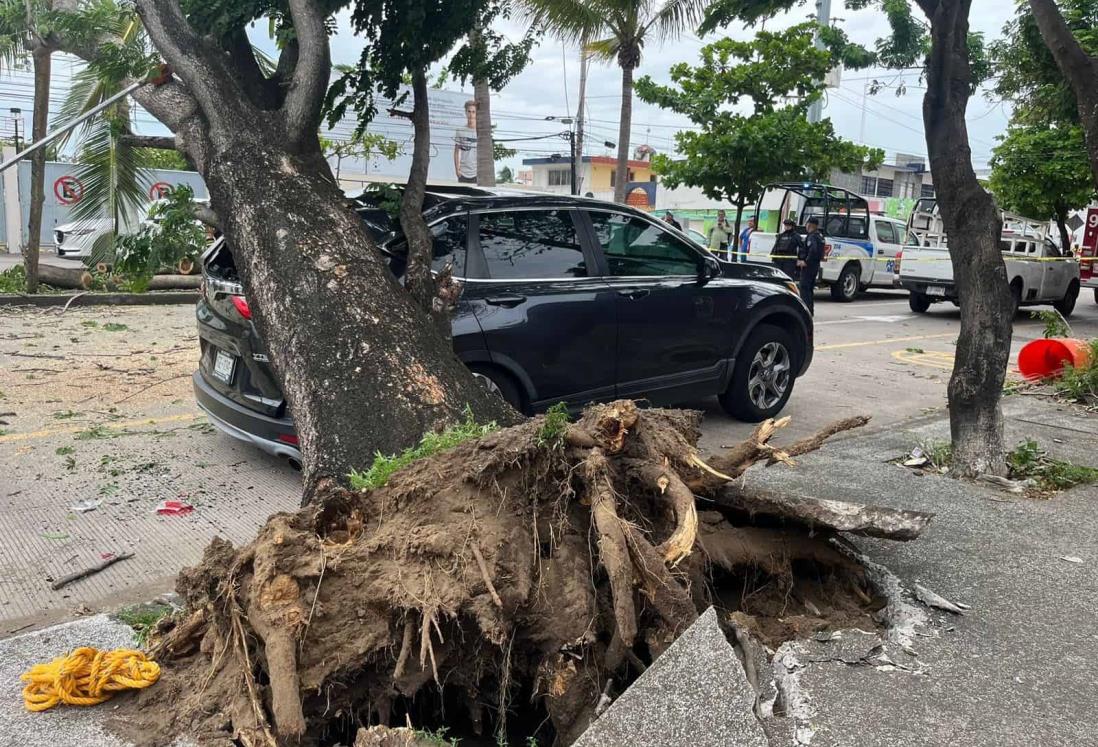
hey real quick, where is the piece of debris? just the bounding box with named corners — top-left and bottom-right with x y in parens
top-left (903, 446), bottom-right (928, 468)
top-left (40, 532), bottom-right (70, 541)
top-left (155, 499), bottom-right (194, 516)
top-left (913, 583), bottom-right (970, 615)
top-left (70, 499), bottom-right (102, 513)
top-left (975, 474), bottom-right (1035, 494)
top-left (50, 552), bottom-right (135, 590)
top-left (1059, 556), bottom-right (1084, 564)
top-left (573, 608), bottom-right (767, 747)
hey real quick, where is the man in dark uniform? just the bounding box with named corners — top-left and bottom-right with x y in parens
top-left (797, 216), bottom-right (825, 313)
top-left (773, 218), bottom-right (801, 280)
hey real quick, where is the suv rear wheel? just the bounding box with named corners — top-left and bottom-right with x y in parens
top-left (909, 292), bottom-right (931, 313)
top-left (720, 324), bottom-right (797, 422)
top-left (469, 365), bottom-right (525, 414)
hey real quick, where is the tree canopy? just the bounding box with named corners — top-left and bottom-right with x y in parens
top-left (634, 24), bottom-right (883, 216)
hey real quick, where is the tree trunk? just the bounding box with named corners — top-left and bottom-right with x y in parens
top-left (575, 42), bottom-right (588, 194)
top-left (1055, 203), bottom-right (1071, 254)
top-left (731, 200), bottom-right (745, 261)
top-left (399, 68), bottom-right (436, 319)
top-left (474, 77), bottom-right (494, 187)
top-left (24, 47), bottom-right (51, 295)
top-left (613, 65), bottom-right (633, 204)
top-left (202, 133), bottom-right (519, 501)
top-left (1028, 0), bottom-right (1098, 192)
top-left (919, 0), bottom-right (1011, 477)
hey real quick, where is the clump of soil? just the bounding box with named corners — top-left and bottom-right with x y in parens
top-left (111, 402), bottom-right (882, 747)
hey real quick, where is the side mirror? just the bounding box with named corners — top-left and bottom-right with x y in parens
top-left (698, 255), bottom-right (721, 284)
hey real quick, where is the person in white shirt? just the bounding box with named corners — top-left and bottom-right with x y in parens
top-left (454, 100), bottom-right (478, 183)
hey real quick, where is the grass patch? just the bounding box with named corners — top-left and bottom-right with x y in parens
top-left (116, 603), bottom-right (173, 647)
top-left (349, 408), bottom-right (498, 491)
top-left (537, 402), bottom-right (570, 447)
top-left (102, 322), bottom-right (129, 332)
top-left (1052, 339), bottom-right (1098, 405)
top-left (0, 265), bottom-right (26, 293)
top-left (1007, 439), bottom-right (1098, 491)
top-left (52, 409), bottom-right (83, 420)
top-left (80, 320), bottom-right (98, 328)
top-left (412, 728), bottom-right (459, 746)
top-left (55, 446), bottom-right (75, 455)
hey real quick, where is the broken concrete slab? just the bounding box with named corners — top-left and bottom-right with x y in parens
top-left (574, 607), bottom-right (767, 747)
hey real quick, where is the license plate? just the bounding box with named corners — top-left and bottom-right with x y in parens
top-left (927, 286), bottom-right (945, 297)
top-left (213, 349), bottom-right (236, 383)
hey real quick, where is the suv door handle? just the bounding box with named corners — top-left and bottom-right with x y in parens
top-left (617, 288), bottom-right (651, 300)
top-left (485, 294), bottom-right (526, 308)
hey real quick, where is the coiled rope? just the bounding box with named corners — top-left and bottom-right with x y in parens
top-left (20, 647), bottom-right (160, 712)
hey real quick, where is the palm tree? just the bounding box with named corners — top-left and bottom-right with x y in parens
top-left (0, 0), bottom-right (58, 293)
top-left (522, 0), bottom-right (707, 202)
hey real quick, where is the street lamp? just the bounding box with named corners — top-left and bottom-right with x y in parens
top-left (10, 108), bottom-right (22, 151)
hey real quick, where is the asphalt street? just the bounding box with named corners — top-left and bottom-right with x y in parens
top-left (2, 287), bottom-right (1097, 631)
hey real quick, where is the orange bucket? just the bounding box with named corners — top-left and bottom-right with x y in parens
top-left (1017, 338), bottom-right (1093, 380)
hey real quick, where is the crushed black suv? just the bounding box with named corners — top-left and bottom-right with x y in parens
top-left (194, 188), bottom-right (813, 465)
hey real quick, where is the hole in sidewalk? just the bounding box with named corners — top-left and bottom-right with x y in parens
top-left (711, 558), bottom-right (886, 649)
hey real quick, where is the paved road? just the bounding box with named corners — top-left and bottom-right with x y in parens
top-left (2, 288), bottom-right (1096, 632)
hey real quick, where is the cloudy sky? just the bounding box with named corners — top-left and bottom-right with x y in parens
top-left (0, 0), bottom-right (1018, 175)
top-left (324, 0), bottom-right (1019, 174)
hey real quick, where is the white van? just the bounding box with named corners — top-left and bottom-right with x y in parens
top-left (746, 182), bottom-right (910, 301)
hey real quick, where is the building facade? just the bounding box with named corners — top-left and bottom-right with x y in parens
top-left (829, 152), bottom-right (935, 201)
top-left (520, 155), bottom-right (656, 204)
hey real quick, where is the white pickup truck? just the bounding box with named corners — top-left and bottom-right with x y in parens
top-left (899, 199), bottom-right (1081, 316)
top-left (747, 182), bottom-right (908, 301)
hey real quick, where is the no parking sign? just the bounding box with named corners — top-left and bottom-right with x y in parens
top-left (53, 175), bottom-right (83, 205)
top-left (149, 181), bottom-right (173, 200)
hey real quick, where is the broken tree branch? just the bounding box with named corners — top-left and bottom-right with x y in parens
top-left (51, 552), bottom-right (134, 590)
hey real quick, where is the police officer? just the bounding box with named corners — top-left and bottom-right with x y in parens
top-left (773, 218), bottom-right (801, 280)
top-left (797, 216), bottom-right (825, 313)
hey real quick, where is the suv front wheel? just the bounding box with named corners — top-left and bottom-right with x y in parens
top-left (469, 365), bottom-right (526, 414)
top-left (720, 324), bottom-right (798, 422)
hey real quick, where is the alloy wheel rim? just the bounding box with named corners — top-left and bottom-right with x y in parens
top-left (843, 271), bottom-right (858, 296)
top-left (747, 342), bottom-right (791, 410)
top-left (472, 373), bottom-right (502, 397)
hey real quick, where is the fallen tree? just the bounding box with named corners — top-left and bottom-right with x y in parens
top-left (115, 402), bottom-right (930, 747)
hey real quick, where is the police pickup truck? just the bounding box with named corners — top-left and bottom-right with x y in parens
top-left (746, 182), bottom-right (911, 301)
top-left (898, 199), bottom-right (1081, 316)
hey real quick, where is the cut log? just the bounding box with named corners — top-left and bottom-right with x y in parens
top-left (38, 263), bottom-right (93, 290)
top-left (707, 486), bottom-right (933, 541)
top-left (147, 274), bottom-right (201, 290)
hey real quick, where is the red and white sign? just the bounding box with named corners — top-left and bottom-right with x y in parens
top-left (53, 175), bottom-right (83, 205)
top-left (148, 181), bottom-right (173, 200)
top-left (1080, 207), bottom-right (1098, 283)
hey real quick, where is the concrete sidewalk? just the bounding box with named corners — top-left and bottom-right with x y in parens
top-left (1, 395), bottom-right (1095, 746)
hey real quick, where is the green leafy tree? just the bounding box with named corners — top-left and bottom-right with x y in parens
top-left (635, 24), bottom-right (884, 249)
top-left (113, 184), bottom-right (205, 287)
top-left (135, 146), bottom-right (191, 170)
top-left (497, 165), bottom-right (514, 183)
top-left (989, 124), bottom-right (1094, 252)
top-left (320, 132), bottom-right (400, 179)
top-left (1024, 0), bottom-right (1098, 191)
top-left (522, 0), bottom-right (708, 203)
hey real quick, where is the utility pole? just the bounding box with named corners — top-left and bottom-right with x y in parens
top-left (574, 41), bottom-right (588, 194)
top-left (10, 108), bottom-right (21, 151)
top-left (807, 0), bottom-right (832, 123)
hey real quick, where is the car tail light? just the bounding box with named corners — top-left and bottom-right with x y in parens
top-left (822, 243), bottom-right (832, 261)
top-left (230, 295), bottom-right (252, 320)
top-left (277, 434), bottom-right (299, 446)
top-left (895, 250), bottom-right (902, 275)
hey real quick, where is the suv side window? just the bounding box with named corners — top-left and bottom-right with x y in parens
top-left (478, 209), bottom-right (587, 279)
top-left (431, 217), bottom-right (468, 275)
top-left (875, 221), bottom-right (897, 243)
top-left (588, 211), bottom-right (699, 276)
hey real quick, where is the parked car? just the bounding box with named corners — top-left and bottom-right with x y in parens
top-left (746, 182), bottom-right (909, 301)
top-left (193, 189), bottom-right (814, 465)
top-left (54, 218), bottom-right (114, 261)
top-left (899, 199), bottom-right (1081, 315)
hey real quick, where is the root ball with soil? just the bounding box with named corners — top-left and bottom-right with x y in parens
top-left (119, 401), bottom-right (921, 746)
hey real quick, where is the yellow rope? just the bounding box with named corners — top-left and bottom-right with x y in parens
top-left (20, 647), bottom-right (160, 712)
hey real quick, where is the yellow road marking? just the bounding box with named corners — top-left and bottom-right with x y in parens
top-left (0, 412), bottom-right (200, 444)
top-left (891, 349), bottom-right (956, 370)
top-left (816, 332), bottom-right (956, 352)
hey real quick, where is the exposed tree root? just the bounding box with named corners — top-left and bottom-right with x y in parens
top-left (115, 402), bottom-right (924, 747)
